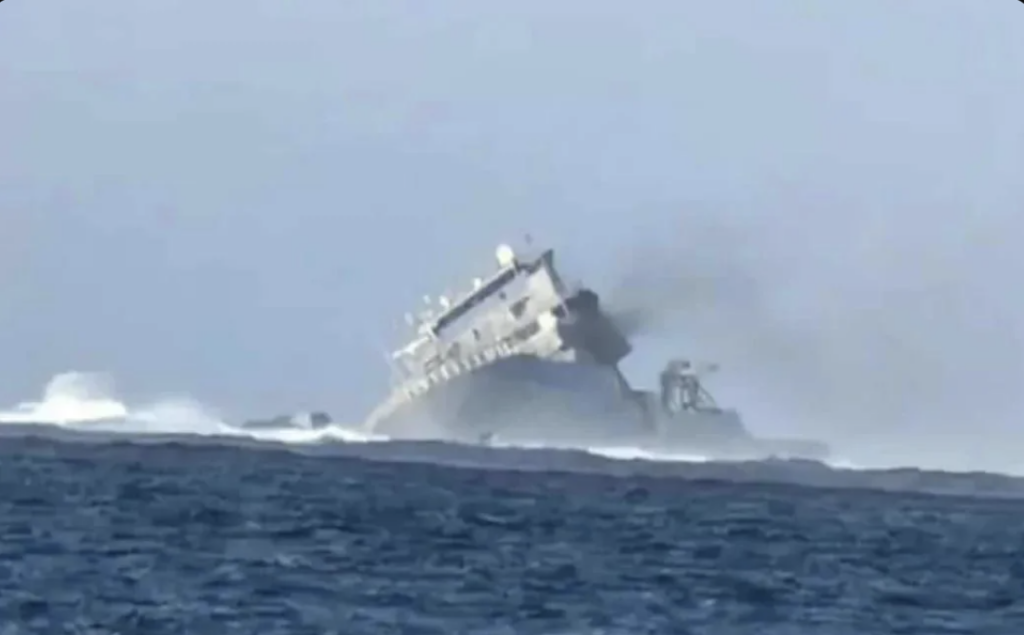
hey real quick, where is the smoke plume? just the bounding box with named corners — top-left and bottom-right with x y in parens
top-left (602, 203), bottom-right (1024, 471)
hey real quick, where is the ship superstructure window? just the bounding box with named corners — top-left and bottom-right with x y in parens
top-left (433, 266), bottom-right (519, 336)
top-left (509, 297), bottom-right (530, 319)
top-left (516, 321), bottom-right (541, 341)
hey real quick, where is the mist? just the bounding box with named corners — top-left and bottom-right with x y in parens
top-left (603, 199), bottom-right (1024, 471)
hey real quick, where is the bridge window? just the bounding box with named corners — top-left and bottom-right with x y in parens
top-left (509, 297), bottom-right (530, 319)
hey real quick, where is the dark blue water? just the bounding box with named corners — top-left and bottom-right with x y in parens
top-left (2, 439), bottom-right (1023, 634)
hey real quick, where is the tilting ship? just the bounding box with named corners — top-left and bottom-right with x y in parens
top-left (361, 242), bottom-right (829, 461)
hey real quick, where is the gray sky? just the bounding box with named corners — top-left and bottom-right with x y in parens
top-left (2, 1), bottom-right (1022, 469)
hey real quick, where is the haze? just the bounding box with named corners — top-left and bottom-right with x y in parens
top-left (2, 1), bottom-right (1022, 471)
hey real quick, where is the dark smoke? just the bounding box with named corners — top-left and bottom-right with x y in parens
top-left (601, 205), bottom-right (1024, 471)
top-left (605, 218), bottom-right (766, 339)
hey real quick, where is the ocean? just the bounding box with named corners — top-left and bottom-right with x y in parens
top-left (1, 372), bottom-right (1023, 633)
top-left (2, 437), bottom-right (1023, 635)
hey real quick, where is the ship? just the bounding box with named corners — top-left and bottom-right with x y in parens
top-left (361, 242), bottom-right (829, 461)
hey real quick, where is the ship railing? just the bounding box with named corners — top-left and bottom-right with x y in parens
top-left (395, 338), bottom-right (520, 403)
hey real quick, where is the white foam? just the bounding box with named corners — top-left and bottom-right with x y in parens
top-left (585, 445), bottom-right (712, 464)
top-left (240, 423), bottom-right (386, 445)
top-left (0, 372), bottom-right (129, 425)
top-left (0, 371), bottom-right (380, 444)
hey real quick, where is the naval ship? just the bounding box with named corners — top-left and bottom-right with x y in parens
top-left (361, 242), bottom-right (829, 461)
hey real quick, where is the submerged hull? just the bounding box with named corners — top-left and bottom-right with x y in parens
top-left (368, 355), bottom-right (828, 461)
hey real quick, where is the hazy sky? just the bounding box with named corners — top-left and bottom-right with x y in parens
top-left (2, 1), bottom-right (1022, 468)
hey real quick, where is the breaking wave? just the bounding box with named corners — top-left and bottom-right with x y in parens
top-left (0, 372), bottom-right (129, 424)
top-left (0, 371), bottom-right (380, 444)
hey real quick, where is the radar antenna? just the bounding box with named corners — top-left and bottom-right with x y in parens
top-left (495, 244), bottom-right (517, 268)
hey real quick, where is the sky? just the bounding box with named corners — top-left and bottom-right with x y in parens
top-left (1, 1), bottom-right (1023, 469)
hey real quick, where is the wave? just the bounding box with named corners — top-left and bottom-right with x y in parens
top-left (0, 371), bottom-right (380, 443)
top-left (0, 372), bottom-right (129, 424)
top-left (9, 371), bottom-right (1024, 500)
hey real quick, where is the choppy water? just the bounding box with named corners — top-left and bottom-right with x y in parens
top-left (2, 438), bottom-right (1023, 635)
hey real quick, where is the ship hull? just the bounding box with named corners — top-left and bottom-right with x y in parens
top-left (368, 355), bottom-right (828, 461)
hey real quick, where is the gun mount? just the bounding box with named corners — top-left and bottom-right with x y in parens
top-left (659, 359), bottom-right (722, 415)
